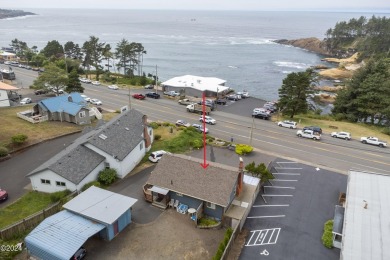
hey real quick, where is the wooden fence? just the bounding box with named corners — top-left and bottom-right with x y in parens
top-left (17, 112), bottom-right (48, 124)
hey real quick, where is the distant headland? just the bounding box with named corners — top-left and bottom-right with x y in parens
top-left (0, 9), bottom-right (36, 19)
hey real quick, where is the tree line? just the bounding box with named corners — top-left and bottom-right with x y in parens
top-left (325, 15), bottom-right (390, 59)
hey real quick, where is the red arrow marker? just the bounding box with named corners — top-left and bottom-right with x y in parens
top-left (200, 91), bottom-right (209, 169)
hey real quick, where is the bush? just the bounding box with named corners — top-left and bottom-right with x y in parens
top-left (381, 127), bottom-right (390, 136)
top-left (50, 189), bottom-right (71, 203)
top-left (191, 139), bottom-right (203, 149)
top-left (162, 122), bottom-right (171, 127)
top-left (149, 122), bottom-right (159, 129)
top-left (0, 147), bottom-right (9, 157)
top-left (235, 144), bottom-right (253, 155)
top-left (98, 168), bottom-right (117, 185)
top-left (322, 220), bottom-right (334, 248)
top-left (212, 227), bottom-right (234, 260)
top-left (154, 134), bottom-right (162, 141)
top-left (11, 134), bottom-right (28, 145)
top-left (81, 181), bottom-right (102, 191)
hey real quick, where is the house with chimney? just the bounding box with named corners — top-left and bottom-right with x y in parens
top-left (27, 109), bottom-right (153, 193)
top-left (144, 154), bottom-right (260, 227)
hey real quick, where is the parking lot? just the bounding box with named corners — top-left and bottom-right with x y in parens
top-left (239, 159), bottom-right (347, 260)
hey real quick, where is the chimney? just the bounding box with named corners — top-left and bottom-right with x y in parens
top-left (236, 157), bottom-right (244, 196)
top-left (143, 115), bottom-right (152, 150)
top-left (68, 95), bottom-right (73, 103)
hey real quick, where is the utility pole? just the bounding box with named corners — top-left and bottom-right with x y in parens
top-left (249, 116), bottom-right (255, 145)
top-left (128, 86), bottom-right (132, 109)
top-left (155, 65), bottom-right (158, 94)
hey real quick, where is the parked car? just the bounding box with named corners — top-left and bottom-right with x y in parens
top-left (91, 81), bottom-right (100, 85)
top-left (34, 89), bottom-right (48, 95)
top-left (236, 92), bottom-right (248, 99)
top-left (227, 95), bottom-right (239, 101)
top-left (0, 188), bottom-right (8, 202)
top-left (253, 108), bottom-right (270, 115)
top-left (199, 115), bottom-right (216, 125)
top-left (144, 84), bottom-right (154, 89)
top-left (90, 99), bottom-right (102, 105)
top-left (176, 120), bottom-right (191, 127)
top-left (297, 129), bottom-right (321, 140)
top-left (331, 131), bottom-right (351, 140)
top-left (71, 246), bottom-right (87, 260)
top-left (197, 100), bottom-right (216, 110)
top-left (215, 99), bottom-right (227, 105)
top-left (132, 93), bottom-right (146, 100)
top-left (277, 120), bottom-right (297, 129)
top-left (149, 150), bottom-right (170, 163)
top-left (108, 84), bottom-right (119, 90)
top-left (20, 97), bottom-right (32, 105)
top-left (192, 124), bottom-right (209, 133)
top-left (80, 94), bottom-right (91, 102)
top-left (164, 91), bottom-right (180, 97)
top-left (263, 104), bottom-right (277, 113)
top-left (360, 136), bottom-right (387, 148)
top-left (252, 111), bottom-right (270, 120)
top-left (303, 126), bottom-right (322, 134)
top-left (146, 92), bottom-right (160, 99)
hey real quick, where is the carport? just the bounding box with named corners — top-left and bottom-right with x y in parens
top-left (25, 210), bottom-right (105, 260)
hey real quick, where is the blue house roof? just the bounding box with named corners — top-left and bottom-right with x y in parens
top-left (38, 93), bottom-right (87, 116)
top-left (25, 210), bottom-right (105, 260)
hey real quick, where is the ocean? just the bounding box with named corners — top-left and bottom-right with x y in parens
top-left (0, 9), bottom-right (388, 100)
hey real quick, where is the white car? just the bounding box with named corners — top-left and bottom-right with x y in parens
top-left (278, 120), bottom-right (297, 129)
top-left (253, 108), bottom-right (270, 114)
top-left (149, 150), bottom-right (170, 163)
top-left (90, 99), bottom-right (102, 105)
top-left (108, 85), bottom-right (119, 90)
top-left (80, 94), bottom-right (91, 102)
top-left (331, 131), bottom-right (351, 140)
top-left (192, 124), bottom-right (209, 134)
top-left (91, 81), bottom-right (100, 86)
top-left (20, 97), bottom-right (32, 105)
top-left (297, 129), bottom-right (321, 140)
top-left (199, 116), bottom-right (216, 125)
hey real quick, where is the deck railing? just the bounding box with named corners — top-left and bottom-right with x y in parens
top-left (17, 111), bottom-right (48, 124)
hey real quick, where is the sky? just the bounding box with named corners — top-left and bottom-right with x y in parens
top-left (1, 0), bottom-right (389, 11)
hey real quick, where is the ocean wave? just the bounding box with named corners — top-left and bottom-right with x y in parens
top-left (228, 65), bottom-right (238, 69)
top-left (281, 71), bottom-right (293, 74)
top-left (274, 61), bottom-right (309, 69)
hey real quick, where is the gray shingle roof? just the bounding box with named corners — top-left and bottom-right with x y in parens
top-left (147, 154), bottom-right (239, 207)
top-left (87, 109), bottom-right (145, 161)
top-left (27, 109), bottom-right (146, 184)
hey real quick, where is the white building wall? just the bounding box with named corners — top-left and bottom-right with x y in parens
top-left (29, 162), bottom-right (105, 193)
top-left (85, 140), bottom-right (145, 178)
top-left (0, 90), bottom-right (10, 107)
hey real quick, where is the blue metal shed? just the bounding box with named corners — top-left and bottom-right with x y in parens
top-left (25, 210), bottom-right (105, 260)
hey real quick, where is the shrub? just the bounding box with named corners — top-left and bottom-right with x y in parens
top-left (235, 144), bottom-right (253, 155)
top-left (154, 134), bottom-right (162, 141)
top-left (212, 227), bottom-right (234, 260)
top-left (381, 127), bottom-right (390, 136)
top-left (191, 139), bottom-right (203, 149)
top-left (11, 134), bottom-right (28, 145)
top-left (98, 168), bottom-right (117, 185)
top-left (162, 122), bottom-right (171, 127)
top-left (0, 147), bottom-right (9, 157)
top-left (322, 220), bottom-right (334, 249)
top-left (81, 181), bottom-right (102, 191)
top-left (149, 122), bottom-right (159, 129)
top-left (50, 189), bottom-right (71, 203)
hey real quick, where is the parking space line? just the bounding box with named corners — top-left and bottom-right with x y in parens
top-left (276, 162), bottom-right (298, 164)
top-left (252, 204), bottom-right (289, 207)
top-left (264, 186), bottom-right (295, 189)
top-left (245, 228), bottom-right (282, 247)
top-left (271, 179), bottom-right (298, 182)
top-left (272, 173), bottom-right (301, 175)
top-left (274, 167), bottom-right (302, 170)
top-left (262, 194), bottom-right (293, 197)
top-left (247, 215), bottom-right (286, 219)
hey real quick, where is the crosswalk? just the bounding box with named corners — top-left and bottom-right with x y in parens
top-left (245, 228), bottom-right (281, 246)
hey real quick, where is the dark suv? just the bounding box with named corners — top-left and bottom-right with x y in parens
top-left (303, 126), bottom-right (322, 134)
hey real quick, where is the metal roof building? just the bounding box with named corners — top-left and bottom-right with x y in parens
top-left (340, 170), bottom-right (390, 260)
top-left (25, 210), bottom-right (105, 260)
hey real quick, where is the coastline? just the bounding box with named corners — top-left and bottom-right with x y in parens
top-left (0, 9), bottom-right (36, 19)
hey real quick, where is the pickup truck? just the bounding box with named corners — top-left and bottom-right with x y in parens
top-left (178, 99), bottom-right (194, 105)
top-left (164, 91), bottom-right (180, 97)
top-left (186, 104), bottom-right (211, 115)
top-left (296, 129), bottom-right (321, 140)
top-left (360, 137), bottom-right (387, 148)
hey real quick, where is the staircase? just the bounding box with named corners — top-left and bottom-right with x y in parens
top-left (90, 107), bottom-right (102, 120)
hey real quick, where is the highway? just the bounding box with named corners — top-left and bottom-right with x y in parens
top-left (10, 66), bottom-right (390, 175)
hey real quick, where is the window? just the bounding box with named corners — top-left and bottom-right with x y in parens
top-left (56, 181), bottom-right (66, 187)
top-left (41, 179), bottom-right (51, 185)
top-left (176, 193), bottom-right (183, 197)
top-left (206, 202), bottom-right (215, 209)
top-left (79, 111), bottom-right (86, 118)
top-left (140, 142), bottom-right (143, 150)
top-left (149, 129), bottom-right (152, 135)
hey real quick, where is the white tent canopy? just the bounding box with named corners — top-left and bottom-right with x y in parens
top-left (162, 75), bottom-right (229, 93)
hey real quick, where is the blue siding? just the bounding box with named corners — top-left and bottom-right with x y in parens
top-left (118, 210), bottom-right (131, 232)
top-left (170, 192), bottom-right (202, 209)
top-left (228, 181), bottom-right (238, 205)
top-left (99, 209), bottom-right (131, 241)
top-left (204, 204), bottom-right (224, 220)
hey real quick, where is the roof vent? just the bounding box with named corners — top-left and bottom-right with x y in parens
top-left (99, 134), bottom-right (108, 140)
top-left (125, 127), bottom-right (130, 131)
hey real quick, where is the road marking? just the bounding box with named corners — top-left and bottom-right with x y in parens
top-left (252, 204), bottom-right (289, 207)
top-left (260, 249), bottom-right (269, 256)
top-left (264, 186), bottom-right (295, 189)
top-left (274, 167), bottom-right (302, 170)
top-left (246, 228), bottom-right (281, 246)
top-left (270, 179), bottom-right (298, 182)
top-left (247, 215), bottom-right (285, 219)
top-left (276, 162), bottom-right (298, 164)
top-left (262, 194), bottom-right (293, 197)
top-left (272, 173), bottom-right (301, 175)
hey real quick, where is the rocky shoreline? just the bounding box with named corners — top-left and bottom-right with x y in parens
top-left (0, 9), bottom-right (36, 19)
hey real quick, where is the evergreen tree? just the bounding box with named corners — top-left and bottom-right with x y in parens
top-left (277, 69), bottom-right (316, 118)
top-left (66, 69), bottom-right (84, 93)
